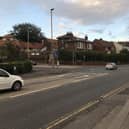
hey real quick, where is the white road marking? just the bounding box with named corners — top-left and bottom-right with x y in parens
top-left (25, 73), bottom-right (73, 84)
top-left (72, 78), bottom-right (88, 83)
top-left (10, 77), bottom-right (88, 98)
top-left (9, 72), bottom-right (108, 99)
top-left (74, 74), bottom-right (88, 79)
top-left (10, 84), bottom-right (60, 98)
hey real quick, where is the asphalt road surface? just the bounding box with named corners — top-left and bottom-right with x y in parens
top-left (0, 65), bottom-right (129, 129)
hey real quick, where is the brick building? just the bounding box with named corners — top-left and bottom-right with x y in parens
top-left (93, 39), bottom-right (116, 54)
top-left (0, 34), bottom-right (46, 55)
top-left (57, 32), bottom-right (93, 51)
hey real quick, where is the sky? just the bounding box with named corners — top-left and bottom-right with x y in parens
top-left (0, 0), bottom-right (129, 41)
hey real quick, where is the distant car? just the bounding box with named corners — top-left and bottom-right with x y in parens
top-left (105, 63), bottom-right (118, 70)
top-left (0, 69), bottom-right (24, 91)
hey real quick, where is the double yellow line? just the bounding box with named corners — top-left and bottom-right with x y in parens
top-left (46, 100), bottom-right (99, 129)
top-left (46, 83), bottom-right (129, 129)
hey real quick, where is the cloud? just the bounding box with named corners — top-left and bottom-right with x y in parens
top-left (74, 31), bottom-right (86, 37)
top-left (58, 22), bottom-right (72, 30)
top-left (88, 29), bottom-right (105, 34)
top-left (0, 0), bottom-right (129, 41)
top-left (108, 31), bottom-right (113, 36)
top-left (30, 0), bottom-right (129, 25)
top-left (1, 0), bottom-right (129, 26)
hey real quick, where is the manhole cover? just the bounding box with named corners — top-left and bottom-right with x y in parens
top-left (119, 87), bottom-right (129, 95)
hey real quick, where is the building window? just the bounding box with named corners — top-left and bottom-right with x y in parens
top-left (77, 42), bottom-right (83, 49)
top-left (87, 44), bottom-right (92, 50)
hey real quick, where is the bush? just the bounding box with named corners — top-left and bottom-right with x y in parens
top-left (58, 50), bottom-right (129, 64)
top-left (0, 60), bottom-right (32, 74)
top-left (59, 50), bottom-right (73, 61)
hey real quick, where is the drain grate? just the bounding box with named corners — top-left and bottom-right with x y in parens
top-left (119, 87), bottom-right (129, 95)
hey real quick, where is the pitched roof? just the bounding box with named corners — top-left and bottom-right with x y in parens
top-left (57, 32), bottom-right (77, 39)
top-left (0, 41), bottom-right (5, 47)
top-left (0, 34), bottom-right (44, 49)
top-left (93, 39), bottom-right (115, 52)
top-left (0, 39), bottom-right (43, 49)
top-left (47, 39), bottom-right (58, 43)
top-left (57, 32), bottom-right (91, 43)
top-left (46, 39), bottom-right (58, 49)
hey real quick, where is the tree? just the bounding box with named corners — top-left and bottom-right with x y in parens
top-left (0, 41), bottom-right (26, 62)
top-left (120, 48), bottom-right (129, 55)
top-left (11, 23), bottom-right (45, 43)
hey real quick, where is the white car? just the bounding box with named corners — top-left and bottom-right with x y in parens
top-left (105, 63), bottom-right (118, 70)
top-left (0, 69), bottom-right (24, 91)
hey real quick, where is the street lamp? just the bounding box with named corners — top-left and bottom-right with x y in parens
top-left (49, 8), bottom-right (54, 67)
top-left (50, 8), bottom-right (54, 39)
top-left (27, 29), bottom-right (29, 59)
top-left (50, 8), bottom-right (60, 67)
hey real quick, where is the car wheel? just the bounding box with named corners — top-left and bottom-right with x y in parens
top-left (12, 81), bottom-right (22, 91)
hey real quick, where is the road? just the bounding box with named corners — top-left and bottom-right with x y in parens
top-left (0, 65), bottom-right (129, 129)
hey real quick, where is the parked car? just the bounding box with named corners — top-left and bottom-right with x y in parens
top-left (105, 62), bottom-right (118, 70)
top-left (0, 69), bottom-right (24, 91)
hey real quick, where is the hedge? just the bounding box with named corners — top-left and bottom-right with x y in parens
top-left (59, 50), bottom-right (129, 64)
top-left (0, 60), bottom-right (32, 74)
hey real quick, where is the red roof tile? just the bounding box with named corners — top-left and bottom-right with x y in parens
top-left (0, 39), bottom-right (43, 49)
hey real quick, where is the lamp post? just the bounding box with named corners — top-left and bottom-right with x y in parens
top-left (50, 8), bottom-right (55, 67)
top-left (50, 8), bottom-right (54, 39)
top-left (27, 29), bottom-right (30, 59)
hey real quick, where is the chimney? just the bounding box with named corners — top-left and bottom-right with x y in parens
top-left (85, 35), bottom-right (88, 40)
